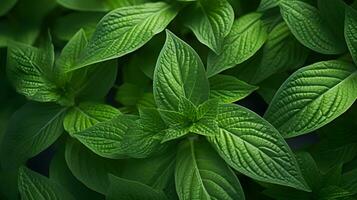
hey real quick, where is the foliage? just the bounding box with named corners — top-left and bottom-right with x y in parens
top-left (1, 0), bottom-right (357, 199)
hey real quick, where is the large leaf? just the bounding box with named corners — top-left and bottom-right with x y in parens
top-left (207, 13), bottom-right (268, 77)
top-left (264, 60), bottom-right (357, 138)
top-left (63, 102), bottom-right (120, 135)
top-left (279, 0), bottom-right (346, 54)
top-left (75, 2), bottom-right (179, 69)
top-left (153, 30), bottom-right (209, 111)
top-left (1, 103), bottom-right (65, 169)
top-left (106, 175), bottom-right (167, 200)
top-left (207, 104), bottom-right (309, 191)
top-left (18, 166), bottom-right (75, 200)
top-left (57, 0), bottom-right (146, 11)
top-left (65, 139), bottom-right (124, 194)
top-left (252, 22), bottom-right (308, 84)
top-left (185, 0), bottom-right (234, 53)
top-left (6, 42), bottom-right (60, 102)
top-left (209, 74), bottom-right (258, 103)
top-left (345, 6), bottom-right (357, 65)
top-left (175, 139), bottom-right (245, 200)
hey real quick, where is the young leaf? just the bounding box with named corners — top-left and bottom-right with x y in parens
top-left (207, 13), bottom-right (268, 77)
top-left (1, 103), bottom-right (66, 169)
top-left (264, 60), bottom-right (357, 138)
top-left (106, 175), bottom-right (168, 200)
top-left (175, 139), bottom-right (245, 200)
top-left (65, 139), bottom-right (124, 194)
top-left (6, 42), bottom-right (60, 102)
top-left (153, 30), bottom-right (209, 112)
top-left (18, 166), bottom-right (75, 200)
top-left (185, 0), bottom-right (234, 53)
top-left (252, 22), bottom-right (308, 84)
top-left (63, 102), bottom-right (121, 135)
top-left (75, 2), bottom-right (179, 69)
top-left (57, 0), bottom-right (146, 11)
top-left (209, 74), bottom-right (258, 103)
top-left (57, 29), bottom-right (88, 73)
top-left (345, 6), bottom-right (357, 65)
top-left (279, 0), bottom-right (346, 54)
top-left (207, 104), bottom-right (310, 191)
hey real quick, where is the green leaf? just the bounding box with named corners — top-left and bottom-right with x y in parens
top-left (107, 175), bottom-right (167, 200)
top-left (75, 2), bottom-right (179, 69)
top-left (154, 30), bottom-right (209, 112)
top-left (318, 0), bottom-right (346, 40)
top-left (317, 186), bottom-right (354, 200)
top-left (1, 103), bottom-right (65, 169)
top-left (74, 59), bottom-right (118, 102)
top-left (175, 138), bottom-right (245, 200)
top-left (345, 6), bottom-right (357, 65)
top-left (264, 60), bottom-right (357, 138)
top-left (53, 12), bottom-right (104, 41)
top-left (65, 139), bottom-right (124, 194)
top-left (207, 13), bottom-right (268, 77)
top-left (57, 0), bottom-right (146, 11)
top-left (184, 0), bottom-right (234, 53)
top-left (252, 22), bottom-right (308, 84)
top-left (18, 166), bottom-right (75, 200)
top-left (49, 148), bottom-right (102, 200)
top-left (71, 115), bottom-right (139, 159)
top-left (57, 29), bottom-right (88, 73)
top-left (63, 102), bottom-right (120, 135)
top-left (295, 152), bottom-right (322, 190)
top-left (0, 0), bottom-right (17, 16)
top-left (341, 168), bottom-right (357, 195)
top-left (115, 83), bottom-right (145, 106)
top-left (6, 42), bottom-right (60, 102)
top-left (207, 104), bottom-right (309, 191)
top-left (258, 0), bottom-right (280, 11)
top-left (279, 0), bottom-right (346, 54)
top-left (209, 74), bottom-right (258, 103)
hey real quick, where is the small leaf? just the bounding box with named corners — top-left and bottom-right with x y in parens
top-left (107, 175), bottom-right (168, 200)
top-left (6, 42), bottom-right (60, 102)
top-left (207, 104), bottom-right (310, 191)
top-left (71, 115), bottom-right (139, 159)
top-left (185, 0), bottom-right (234, 53)
top-left (175, 138), bottom-right (245, 200)
top-left (345, 6), bottom-right (357, 65)
top-left (56, 0), bottom-right (146, 11)
top-left (154, 30), bottom-right (209, 112)
top-left (65, 139), bottom-right (124, 194)
top-left (264, 60), bottom-right (357, 138)
top-left (75, 2), bottom-right (179, 69)
top-left (209, 74), bottom-right (258, 103)
top-left (207, 13), bottom-right (268, 77)
top-left (1, 103), bottom-right (66, 169)
top-left (63, 102), bottom-right (120, 135)
top-left (279, 0), bottom-right (346, 54)
top-left (18, 166), bottom-right (75, 200)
